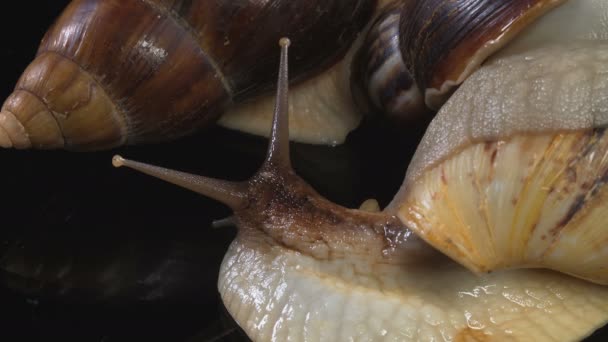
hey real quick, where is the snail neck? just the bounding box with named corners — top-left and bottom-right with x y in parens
top-left (233, 162), bottom-right (436, 264)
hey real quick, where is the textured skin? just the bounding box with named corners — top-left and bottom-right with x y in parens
top-left (399, 42), bottom-right (608, 186)
top-left (219, 234), bottom-right (608, 342)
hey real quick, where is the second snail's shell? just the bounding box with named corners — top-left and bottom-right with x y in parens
top-left (0, 0), bottom-right (374, 150)
top-left (393, 41), bottom-right (608, 284)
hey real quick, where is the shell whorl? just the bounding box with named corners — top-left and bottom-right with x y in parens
top-left (351, 0), bottom-right (429, 122)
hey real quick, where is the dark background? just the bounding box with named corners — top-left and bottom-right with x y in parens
top-left (0, 2), bottom-right (605, 341)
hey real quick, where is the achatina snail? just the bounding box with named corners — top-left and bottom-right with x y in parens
top-left (4, 0), bottom-right (608, 341)
top-left (111, 0), bottom-right (608, 336)
top-left (0, 0), bottom-right (426, 150)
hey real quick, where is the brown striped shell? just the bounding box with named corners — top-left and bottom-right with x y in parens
top-left (0, 0), bottom-right (375, 150)
top-left (351, 0), bottom-right (430, 123)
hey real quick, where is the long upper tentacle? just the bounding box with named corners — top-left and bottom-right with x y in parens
top-left (265, 38), bottom-right (292, 169)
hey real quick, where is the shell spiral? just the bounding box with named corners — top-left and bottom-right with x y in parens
top-left (0, 0), bottom-right (374, 150)
top-left (351, 0), bottom-right (429, 122)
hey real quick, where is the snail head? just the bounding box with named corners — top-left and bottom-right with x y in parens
top-left (112, 37), bottom-right (432, 264)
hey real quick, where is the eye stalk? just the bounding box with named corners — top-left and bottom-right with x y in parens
top-left (266, 37), bottom-right (291, 167)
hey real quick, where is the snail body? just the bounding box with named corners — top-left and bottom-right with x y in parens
top-left (220, 236), bottom-right (608, 341)
top-left (114, 3), bottom-right (608, 335)
top-left (0, 0), bottom-right (377, 150)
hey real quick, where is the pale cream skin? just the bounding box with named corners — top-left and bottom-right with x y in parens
top-left (220, 233), bottom-right (608, 341)
top-left (113, 2), bottom-right (608, 340)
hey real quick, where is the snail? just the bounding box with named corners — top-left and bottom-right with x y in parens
top-left (0, 0), bottom-right (428, 150)
top-left (4, 0), bottom-right (608, 340)
top-left (112, 0), bottom-right (608, 335)
top-left (0, 0), bottom-right (369, 149)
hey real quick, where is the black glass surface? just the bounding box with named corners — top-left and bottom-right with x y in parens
top-left (0, 2), bottom-right (606, 341)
